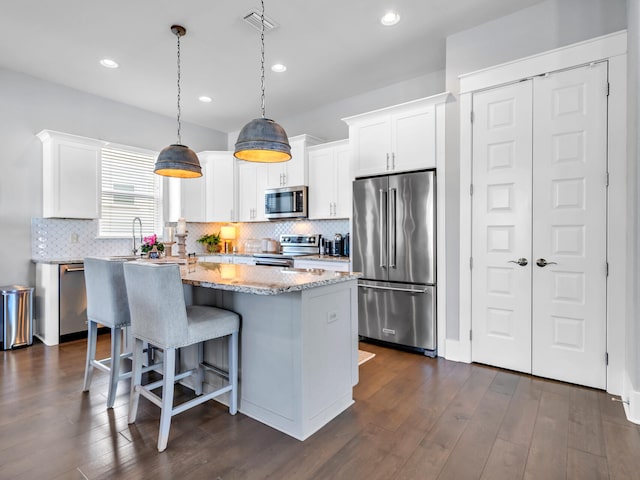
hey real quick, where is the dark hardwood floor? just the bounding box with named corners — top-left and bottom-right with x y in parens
top-left (1, 336), bottom-right (639, 479)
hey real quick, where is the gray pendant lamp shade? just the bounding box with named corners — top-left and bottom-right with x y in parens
top-left (234, 118), bottom-right (291, 162)
top-left (154, 25), bottom-right (202, 178)
top-left (234, 0), bottom-right (291, 163)
top-left (155, 144), bottom-right (201, 178)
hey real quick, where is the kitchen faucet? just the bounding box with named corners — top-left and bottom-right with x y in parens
top-left (132, 217), bottom-right (143, 255)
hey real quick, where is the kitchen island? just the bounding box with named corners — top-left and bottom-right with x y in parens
top-left (179, 262), bottom-right (360, 441)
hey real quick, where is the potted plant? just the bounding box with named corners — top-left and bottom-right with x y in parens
top-left (141, 234), bottom-right (164, 258)
top-left (197, 232), bottom-right (221, 253)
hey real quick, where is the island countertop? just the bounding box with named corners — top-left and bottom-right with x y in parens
top-left (180, 262), bottom-right (359, 295)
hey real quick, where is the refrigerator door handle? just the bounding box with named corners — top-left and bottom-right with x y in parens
top-left (389, 187), bottom-right (397, 268)
top-left (379, 188), bottom-right (387, 267)
top-left (359, 284), bottom-right (428, 294)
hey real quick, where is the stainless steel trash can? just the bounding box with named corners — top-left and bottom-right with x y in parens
top-left (1, 285), bottom-right (34, 350)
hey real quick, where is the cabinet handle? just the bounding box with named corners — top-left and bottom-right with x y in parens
top-left (333, 202), bottom-right (336, 216)
top-left (386, 153), bottom-right (390, 170)
top-left (391, 152), bottom-right (396, 169)
top-left (282, 173), bottom-right (286, 186)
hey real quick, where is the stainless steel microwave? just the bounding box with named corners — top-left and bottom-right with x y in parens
top-left (265, 185), bottom-right (308, 219)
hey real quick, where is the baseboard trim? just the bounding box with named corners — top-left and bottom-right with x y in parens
top-left (444, 338), bottom-right (471, 363)
top-left (622, 373), bottom-right (640, 424)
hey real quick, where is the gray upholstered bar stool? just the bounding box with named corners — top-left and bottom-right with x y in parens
top-left (82, 257), bottom-right (134, 408)
top-left (123, 262), bottom-right (239, 453)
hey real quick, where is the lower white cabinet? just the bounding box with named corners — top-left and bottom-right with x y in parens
top-left (233, 255), bottom-right (256, 265)
top-left (199, 254), bottom-right (256, 265)
top-left (294, 259), bottom-right (350, 273)
top-left (307, 140), bottom-right (352, 219)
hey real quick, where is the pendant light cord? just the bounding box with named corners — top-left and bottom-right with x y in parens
top-left (260, 0), bottom-right (266, 119)
top-left (176, 29), bottom-right (183, 144)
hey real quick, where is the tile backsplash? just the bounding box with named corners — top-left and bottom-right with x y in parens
top-left (31, 217), bottom-right (350, 260)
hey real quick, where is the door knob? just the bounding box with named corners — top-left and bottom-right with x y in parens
top-left (508, 258), bottom-right (528, 266)
top-left (536, 258), bottom-right (558, 267)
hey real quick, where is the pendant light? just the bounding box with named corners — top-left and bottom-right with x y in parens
top-left (234, 0), bottom-right (291, 163)
top-left (154, 25), bottom-right (202, 178)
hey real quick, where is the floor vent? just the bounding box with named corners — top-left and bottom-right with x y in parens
top-left (242, 10), bottom-right (279, 32)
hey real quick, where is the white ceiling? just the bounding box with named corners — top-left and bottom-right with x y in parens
top-left (0, 0), bottom-right (545, 133)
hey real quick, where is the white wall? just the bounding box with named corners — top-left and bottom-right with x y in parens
top-left (627, 0), bottom-right (640, 390)
top-left (443, 0), bottom-right (627, 340)
top-left (227, 70), bottom-right (446, 147)
top-left (0, 67), bottom-right (227, 287)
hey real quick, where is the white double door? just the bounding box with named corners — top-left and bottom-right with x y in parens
top-left (471, 63), bottom-right (608, 389)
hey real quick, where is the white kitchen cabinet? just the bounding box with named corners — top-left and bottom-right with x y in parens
top-left (343, 93), bottom-right (449, 177)
top-left (294, 258), bottom-right (350, 273)
top-left (232, 255), bottom-right (256, 266)
top-left (307, 139), bottom-right (352, 219)
top-left (204, 151), bottom-right (235, 222)
top-left (37, 130), bottom-right (106, 219)
top-left (201, 254), bottom-right (255, 265)
top-left (237, 161), bottom-right (269, 222)
top-left (266, 134), bottom-right (323, 188)
top-left (182, 151), bottom-right (235, 222)
top-left (181, 169), bottom-right (206, 222)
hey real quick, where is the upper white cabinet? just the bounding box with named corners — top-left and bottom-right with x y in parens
top-left (237, 161), bottom-right (269, 222)
top-left (308, 140), bottom-right (352, 219)
top-left (343, 93), bottom-right (449, 177)
top-left (37, 130), bottom-right (105, 219)
top-left (182, 151), bottom-right (235, 222)
top-left (265, 134), bottom-right (323, 188)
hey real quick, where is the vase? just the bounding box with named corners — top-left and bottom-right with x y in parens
top-left (206, 244), bottom-right (220, 254)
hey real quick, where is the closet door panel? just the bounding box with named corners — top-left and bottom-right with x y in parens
top-left (471, 80), bottom-right (533, 373)
top-left (531, 63), bottom-right (608, 389)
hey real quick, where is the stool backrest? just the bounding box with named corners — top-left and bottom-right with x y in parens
top-left (123, 262), bottom-right (189, 348)
top-left (84, 257), bottom-right (130, 328)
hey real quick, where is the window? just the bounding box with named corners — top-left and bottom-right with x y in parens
top-left (99, 145), bottom-right (163, 237)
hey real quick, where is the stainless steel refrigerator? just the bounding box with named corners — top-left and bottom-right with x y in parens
top-left (352, 169), bottom-right (436, 355)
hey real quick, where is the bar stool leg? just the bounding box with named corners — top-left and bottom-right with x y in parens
top-left (106, 326), bottom-right (122, 408)
top-left (195, 342), bottom-right (204, 396)
top-left (158, 347), bottom-right (176, 452)
top-left (83, 320), bottom-right (98, 392)
top-left (229, 331), bottom-right (238, 415)
top-left (128, 338), bottom-right (144, 424)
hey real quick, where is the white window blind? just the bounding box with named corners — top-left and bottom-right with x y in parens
top-left (99, 146), bottom-right (162, 237)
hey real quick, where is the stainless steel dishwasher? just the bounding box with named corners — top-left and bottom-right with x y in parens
top-left (59, 263), bottom-right (88, 338)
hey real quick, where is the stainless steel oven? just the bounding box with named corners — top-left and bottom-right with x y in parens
top-left (253, 234), bottom-right (321, 266)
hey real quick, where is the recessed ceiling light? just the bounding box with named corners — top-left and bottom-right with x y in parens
top-left (198, 95), bottom-right (213, 103)
top-left (99, 58), bottom-right (119, 69)
top-left (271, 64), bottom-right (287, 73)
top-left (380, 11), bottom-right (400, 26)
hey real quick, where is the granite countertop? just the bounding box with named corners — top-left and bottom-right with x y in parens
top-left (180, 262), bottom-right (359, 295)
top-left (32, 255), bottom-right (143, 265)
top-left (295, 254), bottom-right (350, 263)
top-left (199, 252), bottom-right (254, 258)
top-left (32, 258), bottom-right (86, 264)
